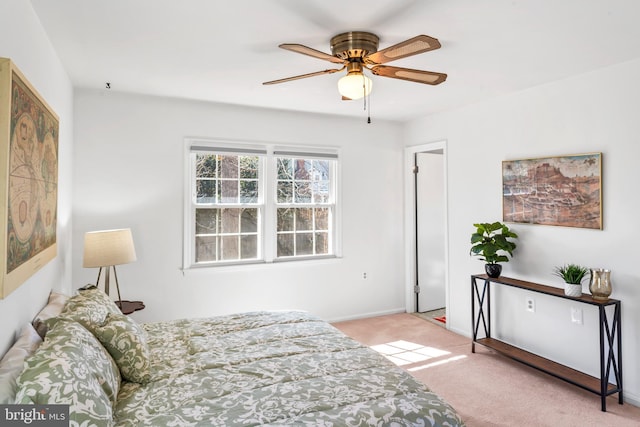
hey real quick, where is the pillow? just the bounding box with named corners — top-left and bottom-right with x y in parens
top-left (15, 318), bottom-right (120, 425)
top-left (93, 312), bottom-right (151, 383)
top-left (0, 324), bottom-right (42, 404)
top-left (32, 291), bottom-right (70, 338)
top-left (77, 285), bottom-right (122, 314)
top-left (54, 286), bottom-right (121, 331)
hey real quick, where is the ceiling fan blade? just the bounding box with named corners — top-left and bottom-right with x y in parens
top-left (370, 65), bottom-right (447, 85)
top-left (365, 35), bottom-right (441, 65)
top-left (263, 68), bottom-right (343, 85)
top-left (279, 43), bottom-right (344, 64)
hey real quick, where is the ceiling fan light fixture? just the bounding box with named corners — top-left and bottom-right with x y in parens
top-left (264, 32), bottom-right (446, 104)
top-left (338, 72), bottom-right (372, 100)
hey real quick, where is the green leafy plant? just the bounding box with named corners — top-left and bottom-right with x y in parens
top-left (470, 222), bottom-right (518, 264)
top-left (553, 264), bottom-right (589, 284)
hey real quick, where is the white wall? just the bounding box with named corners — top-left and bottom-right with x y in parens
top-left (404, 58), bottom-right (640, 404)
top-left (73, 89), bottom-right (405, 323)
top-left (0, 0), bottom-right (74, 354)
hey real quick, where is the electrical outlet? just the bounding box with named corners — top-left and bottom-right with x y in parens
top-left (526, 297), bottom-right (535, 313)
top-left (363, 272), bottom-right (367, 279)
top-left (571, 307), bottom-right (583, 324)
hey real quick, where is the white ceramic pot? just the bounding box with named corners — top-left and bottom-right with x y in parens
top-left (564, 283), bottom-right (582, 297)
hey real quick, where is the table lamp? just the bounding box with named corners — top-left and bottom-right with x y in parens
top-left (83, 228), bottom-right (140, 313)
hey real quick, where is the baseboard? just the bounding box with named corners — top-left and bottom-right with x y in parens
top-left (623, 391), bottom-right (640, 408)
top-left (447, 325), bottom-right (471, 338)
top-left (327, 308), bottom-right (406, 323)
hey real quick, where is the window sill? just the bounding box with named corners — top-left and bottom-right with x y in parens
top-left (182, 255), bottom-right (341, 272)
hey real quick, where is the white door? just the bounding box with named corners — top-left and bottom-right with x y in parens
top-left (416, 151), bottom-right (446, 312)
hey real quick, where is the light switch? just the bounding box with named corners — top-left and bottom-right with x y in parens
top-left (571, 307), bottom-right (583, 325)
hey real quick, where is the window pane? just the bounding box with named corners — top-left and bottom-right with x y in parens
top-left (277, 158), bottom-right (293, 179)
top-left (196, 180), bottom-right (218, 203)
top-left (295, 208), bottom-right (313, 231)
top-left (196, 154), bottom-right (217, 178)
top-left (221, 236), bottom-right (238, 260)
top-left (313, 160), bottom-right (329, 179)
top-left (195, 209), bottom-right (218, 234)
top-left (220, 155), bottom-right (238, 178)
top-left (277, 181), bottom-right (293, 203)
top-left (312, 183), bottom-right (329, 203)
top-left (221, 180), bottom-right (238, 203)
top-left (315, 208), bottom-right (328, 230)
top-left (195, 208), bottom-right (259, 263)
top-left (195, 235), bottom-right (218, 262)
top-left (294, 182), bottom-right (312, 203)
top-left (241, 235), bottom-right (257, 259)
top-left (315, 232), bottom-right (328, 254)
top-left (241, 208), bottom-right (258, 233)
top-left (240, 180), bottom-right (258, 203)
top-left (221, 208), bottom-right (240, 233)
top-left (277, 234), bottom-right (294, 257)
top-left (296, 233), bottom-right (313, 255)
top-left (277, 208), bottom-right (294, 232)
top-left (312, 160), bottom-right (330, 203)
top-left (295, 159), bottom-right (311, 180)
top-left (239, 156), bottom-right (258, 179)
top-left (275, 207), bottom-right (330, 257)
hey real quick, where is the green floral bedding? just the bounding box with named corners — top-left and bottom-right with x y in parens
top-left (114, 311), bottom-right (464, 426)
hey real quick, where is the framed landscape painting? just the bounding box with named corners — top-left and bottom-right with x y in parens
top-left (502, 153), bottom-right (602, 229)
top-left (0, 58), bottom-right (58, 299)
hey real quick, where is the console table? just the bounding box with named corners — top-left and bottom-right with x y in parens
top-left (471, 274), bottom-right (622, 411)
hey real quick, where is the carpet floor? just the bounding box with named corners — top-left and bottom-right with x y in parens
top-left (415, 308), bottom-right (447, 327)
top-left (332, 313), bottom-right (640, 427)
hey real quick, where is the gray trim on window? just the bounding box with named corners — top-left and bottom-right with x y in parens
top-left (191, 145), bottom-right (267, 155)
top-left (273, 150), bottom-right (338, 159)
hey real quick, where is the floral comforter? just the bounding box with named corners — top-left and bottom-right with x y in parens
top-left (114, 311), bottom-right (464, 426)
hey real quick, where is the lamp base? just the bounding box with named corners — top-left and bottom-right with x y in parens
top-left (115, 300), bottom-right (145, 315)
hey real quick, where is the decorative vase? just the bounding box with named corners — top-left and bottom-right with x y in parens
top-left (589, 268), bottom-right (612, 301)
top-left (564, 283), bottom-right (582, 297)
top-left (485, 263), bottom-right (502, 278)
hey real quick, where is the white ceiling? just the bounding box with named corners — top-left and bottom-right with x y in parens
top-left (30, 0), bottom-right (640, 122)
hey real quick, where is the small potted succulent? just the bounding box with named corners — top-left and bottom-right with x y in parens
top-left (553, 264), bottom-right (588, 297)
top-left (470, 222), bottom-right (518, 278)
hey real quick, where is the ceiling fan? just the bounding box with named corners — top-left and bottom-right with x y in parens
top-left (263, 31), bottom-right (447, 100)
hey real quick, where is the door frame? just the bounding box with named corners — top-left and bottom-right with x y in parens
top-left (404, 140), bottom-right (449, 319)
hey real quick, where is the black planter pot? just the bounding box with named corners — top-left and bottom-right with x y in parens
top-left (485, 263), bottom-right (502, 278)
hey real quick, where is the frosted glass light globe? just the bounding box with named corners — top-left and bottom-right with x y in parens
top-left (338, 74), bottom-right (372, 100)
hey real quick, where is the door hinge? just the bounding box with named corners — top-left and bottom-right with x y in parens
top-left (413, 165), bottom-right (419, 174)
top-left (414, 285), bottom-right (420, 294)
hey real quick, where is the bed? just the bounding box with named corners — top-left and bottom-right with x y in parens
top-left (0, 287), bottom-right (465, 426)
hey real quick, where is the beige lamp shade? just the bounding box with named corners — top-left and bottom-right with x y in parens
top-left (83, 228), bottom-right (137, 268)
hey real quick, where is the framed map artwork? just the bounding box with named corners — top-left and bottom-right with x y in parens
top-left (502, 153), bottom-right (602, 229)
top-left (0, 58), bottom-right (58, 299)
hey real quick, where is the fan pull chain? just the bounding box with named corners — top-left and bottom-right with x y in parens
top-left (362, 73), bottom-right (371, 124)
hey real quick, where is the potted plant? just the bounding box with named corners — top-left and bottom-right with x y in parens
top-left (470, 222), bottom-right (518, 278)
top-left (553, 264), bottom-right (588, 297)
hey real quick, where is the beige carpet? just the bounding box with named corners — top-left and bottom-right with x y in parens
top-left (415, 308), bottom-right (447, 327)
top-left (332, 313), bottom-right (640, 427)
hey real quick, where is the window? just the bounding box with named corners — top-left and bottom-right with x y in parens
top-left (275, 156), bottom-right (332, 258)
top-left (185, 142), bottom-right (338, 267)
top-left (193, 152), bottom-right (262, 263)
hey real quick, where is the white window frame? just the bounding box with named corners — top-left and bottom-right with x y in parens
top-left (271, 150), bottom-right (338, 261)
top-left (183, 139), bottom-right (341, 269)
